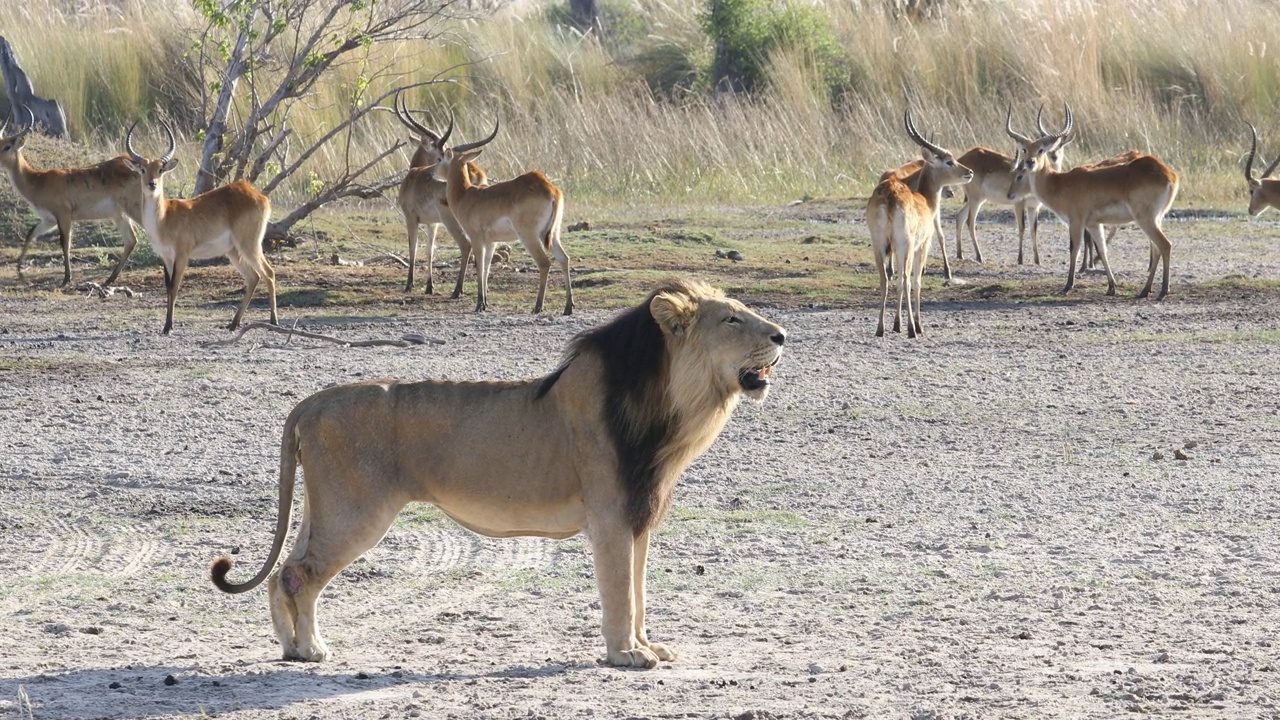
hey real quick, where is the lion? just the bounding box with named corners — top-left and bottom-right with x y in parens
top-left (210, 278), bottom-right (787, 668)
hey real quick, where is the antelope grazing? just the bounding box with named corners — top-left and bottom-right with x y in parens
top-left (1244, 123), bottom-right (1280, 216)
top-left (434, 119), bottom-right (573, 315)
top-left (0, 114), bottom-right (142, 286)
top-left (1010, 104), bottom-right (1178, 299)
top-left (394, 95), bottom-right (489, 296)
top-left (868, 110), bottom-right (973, 338)
top-left (124, 121), bottom-right (277, 334)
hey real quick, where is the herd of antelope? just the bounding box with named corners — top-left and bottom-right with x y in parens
top-left (0, 94), bottom-right (571, 333)
top-left (1, 99), bottom-right (1278, 336)
top-left (871, 103), bottom-right (1186, 338)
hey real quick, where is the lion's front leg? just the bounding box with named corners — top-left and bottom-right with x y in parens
top-left (632, 528), bottom-right (676, 662)
top-left (588, 525), bottom-right (659, 669)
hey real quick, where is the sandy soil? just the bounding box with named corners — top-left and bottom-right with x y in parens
top-left (1, 213), bottom-right (1279, 719)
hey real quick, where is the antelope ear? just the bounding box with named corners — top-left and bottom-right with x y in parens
top-left (650, 292), bottom-right (697, 338)
top-left (161, 157), bottom-right (179, 173)
top-left (459, 149), bottom-right (484, 164)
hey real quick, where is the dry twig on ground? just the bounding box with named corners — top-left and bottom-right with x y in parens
top-left (202, 321), bottom-right (445, 349)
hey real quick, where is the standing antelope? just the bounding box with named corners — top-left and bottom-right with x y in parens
top-left (1009, 104), bottom-right (1178, 299)
top-left (0, 114), bottom-right (142, 286)
top-left (394, 95), bottom-right (489, 296)
top-left (433, 119), bottom-right (573, 316)
top-left (1244, 123), bottom-right (1280, 216)
top-left (124, 121), bottom-right (278, 334)
top-left (952, 108), bottom-right (1065, 267)
top-left (878, 159), bottom-right (955, 278)
top-left (868, 110), bottom-right (973, 338)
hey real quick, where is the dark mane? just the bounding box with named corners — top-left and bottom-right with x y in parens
top-left (538, 281), bottom-right (704, 536)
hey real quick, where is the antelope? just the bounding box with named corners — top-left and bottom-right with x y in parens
top-left (0, 113), bottom-right (142, 286)
top-left (124, 121), bottom-right (278, 334)
top-left (393, 94), bottom-right (489, 296)
top-left (951, 109), bottom-right (1066, 267)
top-left (1004, 140), bottom-right (1145, 272)
top-left (867, 110), bottom-right (973, 338)
top-left (1009, 104), bottom-right (1178, 300)
top-left (433, 119), bottom-right (573, 316)
top-left (877, 159), bottom-right (956, 279)
top-left (1244, 123), bottom-right (1280, 216)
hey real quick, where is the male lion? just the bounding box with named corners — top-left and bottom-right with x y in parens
top-left (210, 279), bottom-right (786, 668)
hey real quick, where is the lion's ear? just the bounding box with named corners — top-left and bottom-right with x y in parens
top-left (650, 292), bottom-right (696, 338)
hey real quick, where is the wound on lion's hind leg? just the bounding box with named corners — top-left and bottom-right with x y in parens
top-left (268, 572), bottom-right (300, 658)
top-left (282, 565), bottom-right (305, 595)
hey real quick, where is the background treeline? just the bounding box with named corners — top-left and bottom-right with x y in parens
top-left (3, 0), bottom-right (1279, 207)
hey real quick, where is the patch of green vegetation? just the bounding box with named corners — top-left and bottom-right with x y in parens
top-left (1126, 329), bottom-right (1280, 345)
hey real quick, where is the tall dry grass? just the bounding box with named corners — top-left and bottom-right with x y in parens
top-left (2, 0), bottom-right (1279, 208)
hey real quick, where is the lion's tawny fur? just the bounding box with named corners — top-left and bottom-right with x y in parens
top-left (211, 279), bottom-right (786, 668)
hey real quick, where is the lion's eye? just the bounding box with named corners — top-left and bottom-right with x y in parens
top-left (726, 316), bottom-right (741, 325)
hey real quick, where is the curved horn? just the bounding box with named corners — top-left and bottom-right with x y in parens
top-left (452, 117), bottom-right (499, 154)
top-left (436, 109), bottom-right (454, 150)
top-left (1246, 122), bottom-right (1260, 183)
top-left (158, 119), bottom-right (177, 164)
top-left (394, 91), bottom-right (440, 143)
top-left (1005, 105), bottom-right (1033, 145)
top-left (904, 109), bottom-right (947, 158)
top-left (1048, 102), bottom-right (1074, 145)
top-left (1261, 129), bottom-right (1280, 180)
top-left (124, 121), bottom-right (146, 165)
top-left (18, 105), bottom-right (34, 137)
top-left (1036, 104), bottom-right (1049, 136)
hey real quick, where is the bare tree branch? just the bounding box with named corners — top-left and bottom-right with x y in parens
top-left (187, 0), bottom-right (488, 237)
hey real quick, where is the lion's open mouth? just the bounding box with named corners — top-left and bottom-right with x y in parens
top-left (739, 357), bottom-right (779, 392)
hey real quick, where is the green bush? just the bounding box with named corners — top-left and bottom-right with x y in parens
top-left (701, 0), bottom-right (846, 96)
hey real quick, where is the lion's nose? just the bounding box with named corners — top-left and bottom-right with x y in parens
top-left (771, 330), bottom-right (786, 346)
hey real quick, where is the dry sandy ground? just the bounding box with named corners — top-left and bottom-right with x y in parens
top-left (1, 217), bottom-right (1279, 719)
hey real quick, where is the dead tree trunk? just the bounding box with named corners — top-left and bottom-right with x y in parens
top-left (0, 35), bottom-right (67, 137)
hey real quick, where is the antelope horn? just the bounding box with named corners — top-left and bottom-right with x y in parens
top-left (436, 109), bottom-right (454, 149)
top-left (1246, 122), bottom-right (1260, 183)
top-left (394, 91), bottom-right (440, 143)
top-left (124, 121), bottom-right (145, 165)
top-left (452, 116), bottom-right (499, 154)
top-left (1262, 129), bottom-right (1280, 180)
top-left (159, 119), bottom-right (177, 164)
top-left (904, 109), bottom-right (947, 158)
top-left (1036, 104), bottom-right (1049, 136)
top-left (1005, 105), bottom-right (1033, 145)
top-left (1048, 102), bottom-right (1074, 146)
top-left (18, 105), bottom-right (34, 137)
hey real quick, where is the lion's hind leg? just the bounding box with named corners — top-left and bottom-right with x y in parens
top-left (269, 491), bottom-right (405, 662)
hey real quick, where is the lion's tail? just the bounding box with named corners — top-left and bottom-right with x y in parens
top-left (210, 405), bottom-right (304, 594)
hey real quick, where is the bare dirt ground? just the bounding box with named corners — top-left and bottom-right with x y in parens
top-left (1, 209), bottom-right (1279, 719)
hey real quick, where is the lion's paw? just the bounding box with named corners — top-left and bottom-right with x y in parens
top-left (606, 647), bottom-right (659, 669)
top-left (284, 643), bottom-right (330, 662)
top-left (644, 641), bottom-right (676, 662)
